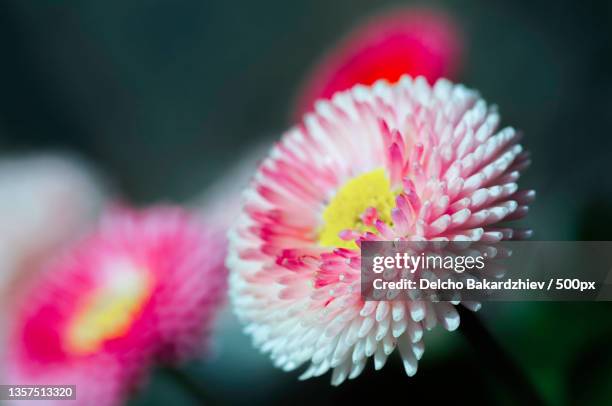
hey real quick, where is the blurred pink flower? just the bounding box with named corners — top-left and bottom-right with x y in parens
top-left (0, 154), bottom-right (106, 303)
top-left (3, 206), bottom-right (227, 405)
top-left (228, 77), bottom-right (533, 385)
top-left (293, 7), bottom-right (463, 120)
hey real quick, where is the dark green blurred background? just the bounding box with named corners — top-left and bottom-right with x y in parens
top-left (1, 0), bottom-right (611, 405)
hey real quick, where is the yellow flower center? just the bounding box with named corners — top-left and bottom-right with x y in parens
top-left (318, 168), bottom-right (396, 249)
top-left (65, 260), bottom-right (153, 355)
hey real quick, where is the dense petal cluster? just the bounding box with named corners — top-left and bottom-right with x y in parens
top-left (229, 77), bottom-right (533, 385)
top-left (2, 206), bottom-right (227, 405)
top-left (293, 7), bottom-right (463, 119)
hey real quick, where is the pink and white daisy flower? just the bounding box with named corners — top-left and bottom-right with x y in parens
top-left (293, 7), bottom-right (463, 119)
top-left (2, 206), bottom-right (227, 405)
top-left (228, 76), bottom-right (534, 385)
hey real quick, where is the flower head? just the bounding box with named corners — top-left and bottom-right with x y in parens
top-left (3, 206), bottom-right (227, 405)
top-left (229, 77), bottom-right (533, 385)
top-left (293, 7), bottom-right (463, 119)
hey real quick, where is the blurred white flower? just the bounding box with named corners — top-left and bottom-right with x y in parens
top-left (0, 153), bottom-right (107, 300)
top-left (194, 141), bottom-right (272, 232)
